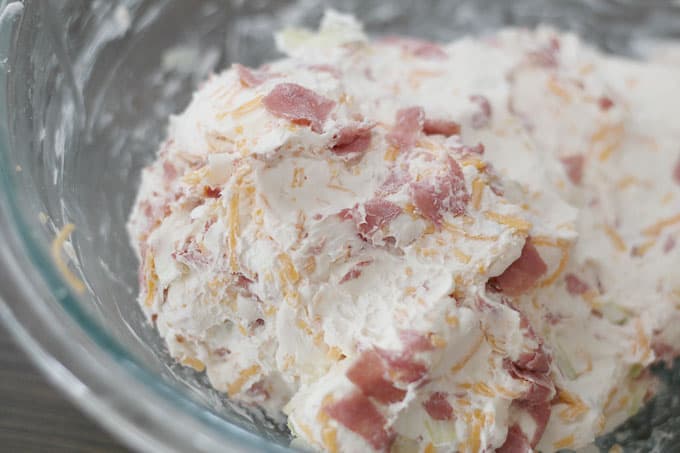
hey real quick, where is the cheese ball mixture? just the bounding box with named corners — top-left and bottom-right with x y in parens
top-left (128, 11), bottom-right (680, 453)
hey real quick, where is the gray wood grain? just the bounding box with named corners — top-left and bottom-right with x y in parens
top-left (0, 325), bottom-right (129, 452)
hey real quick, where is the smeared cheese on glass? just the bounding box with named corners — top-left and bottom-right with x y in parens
top-left (128, 11), bottom-right (680, 453)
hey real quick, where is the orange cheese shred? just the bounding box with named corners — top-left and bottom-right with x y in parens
top-left (227, 364), bottom-right (261, 396)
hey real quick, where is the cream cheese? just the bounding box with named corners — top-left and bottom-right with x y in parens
top-left (128, 11), bottom-right (680, 453)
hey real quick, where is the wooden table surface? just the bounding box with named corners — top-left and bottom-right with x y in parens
top-left (0, 324), bottom-right (129, 452)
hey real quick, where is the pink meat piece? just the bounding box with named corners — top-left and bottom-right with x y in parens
top-left (410, 157), bottom-right (469, 225)
top-left (339, 260), bottom-right (373, 284)
top-left (521, 376), bottom-right (554, 406)
top-left (247, 380), bottom-right (270, 400)
top-left (469, 95), bottom-right (492, 128)
top-left (410, 40), bottom-right (448, 59)
top-left (497, 424), bottom-right (531, 453)
top-left (173, 239), bottom-right (211, 268)
top-left (338, 206), bottom-right (356, 222)
top-left (377, 171), bottom-right (411, 196)
top-left (516, 351), bottom-right (551, 374)
top-left (162, 161), bottom-right (178, 183)
top-left (234, 63), bottom-right (271, 87)
top-left (339, 267), bottom-right (362, 284)
top-left (503, 344), bottom-right (554, 448)
top-left (346, 350), bottom-right (407, 404)
top-left (564, 273), bottom-right (590, 295)
top-left (422, 392), bottom-right (454, 420)
top-left (652, 341), bottom-right (680, 364)
top-left (399, 330), bottom-right (434, 353)
top-left (139, 200), bottom-right (170, 237)
top-left (423, 118), bottom-right (461, 137)
top-left (376, 349), bottom-right (428, 384)
top-left (523, 401), bottom-right (552, 447)
top-left (381, 36), bottom-right (448, 59)
top-left (234, 273), bottom-right (254, 289)
top-left (358, 199), bottom-right (402, 236)
top-left (410, 182), bottom-right (443, 224)
top-left (324, 392), bottom-right (395, 451)
top-left (308, 64), bottom-right (341, 77)
top-left (387, 106), bottom-right (425, 151)
top-left (263, 83), bottom-right (335, 133)
top-left (526, 37), bottom-right (561, 68)
top-left (544, 312), bottom-right (563, 326)
top-left (331, 125), bottom-right (373, 156)
top-left (462, 143), bottom-right (486, 156)
top-left (560, 155), bottom-right (585, 185)
top-left (490, 238), bottom-right (548, 296)
top-left (203, 186), bottom-right (221, 198)
top-left (504, 359), bottom-right (553, 405)
top-left (599, 96), bottom-right (614, 111)
top-left (501, 389), bottom-right (553, 448)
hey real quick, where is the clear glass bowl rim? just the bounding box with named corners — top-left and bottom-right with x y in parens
top-left (0, 2), bottom-right (292, 451)
top-left (2, 1), bottom-right (680, 452)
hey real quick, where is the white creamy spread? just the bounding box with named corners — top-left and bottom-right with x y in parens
top-left (127, 11), bottom-right (680, 453)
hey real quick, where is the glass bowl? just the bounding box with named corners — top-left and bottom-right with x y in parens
top-left (0, 1), bottom-right (679, 451)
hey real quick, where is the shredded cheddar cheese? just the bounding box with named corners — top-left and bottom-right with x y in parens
top-left (468, 409), bottom-right (483, 453)
top-left (547, 76), bottom-right (572, 102)
top-left (429, 333), bottom-right (447, 349)
top-left (219, 95), bottom-right (264, 119)
top-left (321, 427), bottom-right (339, 453)
top-left (451, 336), bottom-right (484, 373)
top-left (631, 239), bottom-right (657, 257)
top-left (590, 123), bottom-right (624, 161)
top-left (553, 434), bottom-right (575, 449)
top-left (291, 167), bottom-right (305, 188)
top-left (484, 332), bottom-right (508, 355)
top-left (531, 236), bottom-right (571, 287)
top-left (557, 388), bottom-right (589, 422)
top-left (278, 253), bottom-right (300, 285)
top-left (603, 387), bottom-right (618, 414)
top-left (661, 192), bottom-right (675, 204)
top-left (327, 346), bottom-right (344, 361)
top-left (471, 178), bottom-right (485, 210)
top-left (181, 357), bottom-right (206, 372)
top-left (419, 248), bottom-right (439, 257)
top-left (446, 315), bottom-right (460, 327)
top-left (303, 256), bottom-right (317, 274)
top-left (228, 365), bottom-right (261, 396)
top-left (297, 422), bottom-right (318, 447)
top-left (338, 93), bottom-right (353, 105)
top-left (143, 252), bottom-right (158, 307)
top-left (642, 213), bottom-right (680, 237)
top-left (460, 158), bottom-right (487, 171)
top-left (633, 318), bottom-right (651, 362)
top-left (494, 385), bottom-right (523, 399)
top-left (603, 224), bottom-right (627, 252)
top-left (228, 192), bottom-right (240, 271)
top-left (383, 146), bottom-right (399, 162)
top-left (326, 183), bottom-right (356, 195)
top-left (318, 395), bottom-right (335, 424)
top-left (471, 382), bottom-right (496, 397)
top-left (483, 211), bottom-right (532, 233)
top-left (415, 139), bottom-right (438, 151)
top-left (615, 175), bottom-right (640, 190)
top-left (444, 222), bottom-right (498, 241)
top-left (50, 223), bottom-right (86, 294)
